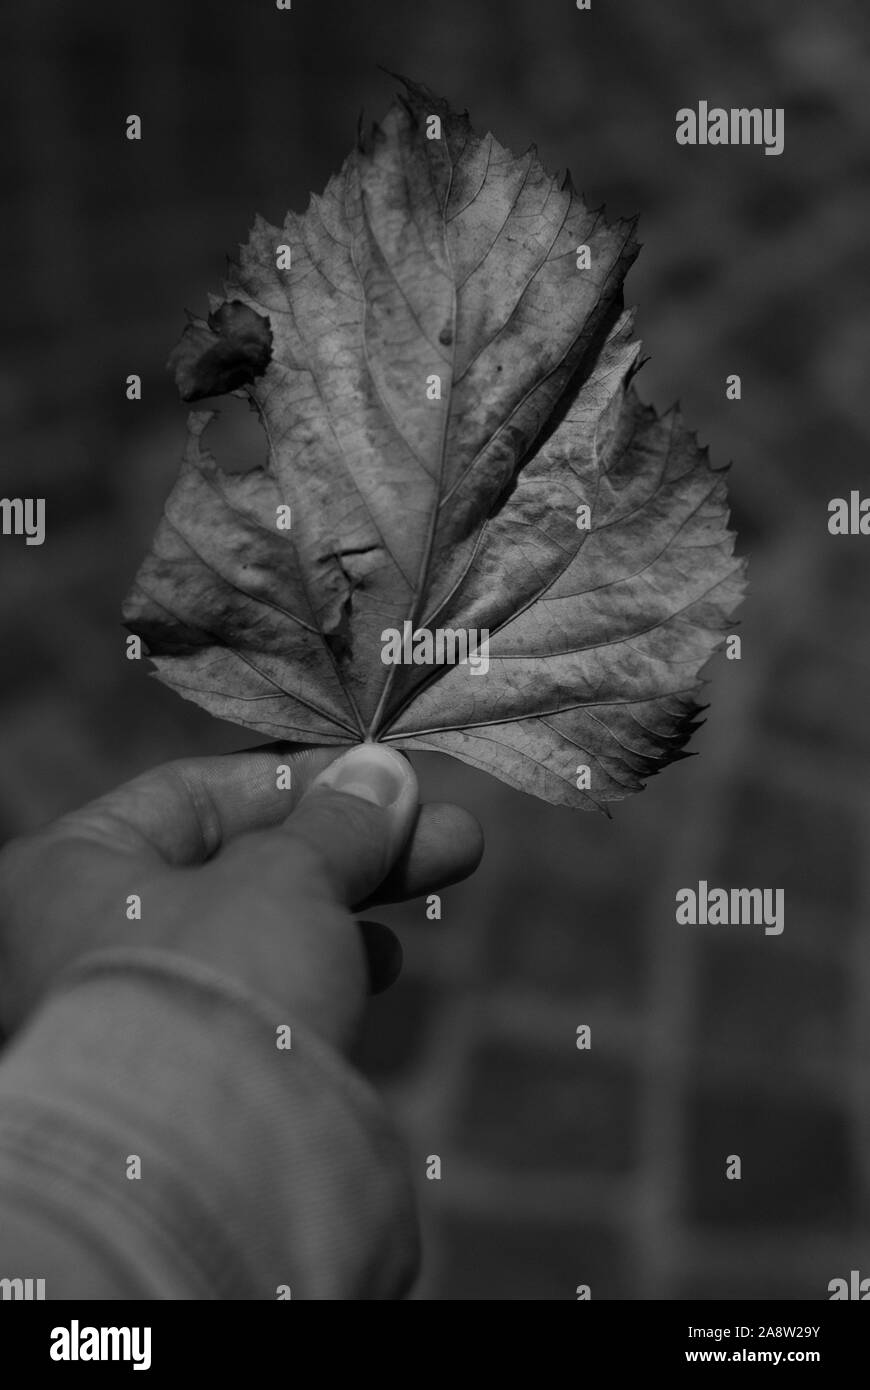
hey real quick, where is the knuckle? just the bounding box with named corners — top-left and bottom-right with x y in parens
top-left (162, 761), bottom-right (224, 860)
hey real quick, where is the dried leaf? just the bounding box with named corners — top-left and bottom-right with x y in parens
top-left (124, 80), bottom-right (745, 811)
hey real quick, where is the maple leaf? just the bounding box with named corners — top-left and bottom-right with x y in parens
top-left (123, 79), bottom-right (746, 811)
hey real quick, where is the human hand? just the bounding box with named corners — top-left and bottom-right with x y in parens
top-left (0, 744), bottom-right (483, 1051)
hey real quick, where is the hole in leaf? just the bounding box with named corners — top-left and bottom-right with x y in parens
top-left (197, 396), bottom-right (270, 475)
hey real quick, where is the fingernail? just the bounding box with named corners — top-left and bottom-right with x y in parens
top-left (308, 744), bottom-right (410, 809)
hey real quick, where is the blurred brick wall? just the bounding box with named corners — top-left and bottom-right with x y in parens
top-left (1, 0), bottom-right (869, 1298)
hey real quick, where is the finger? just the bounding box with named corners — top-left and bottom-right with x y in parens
top-left (360, 801), bottom-right (484, 907)
top-left (357, 921), bottom-right (404, 995)
top-left (247, 744), bottom-right (419, 907)
top-left (43, 745), bottom-right (352, 865)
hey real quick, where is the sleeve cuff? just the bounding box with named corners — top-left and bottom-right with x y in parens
top-left (0, 948), bottom-right (419, 1299)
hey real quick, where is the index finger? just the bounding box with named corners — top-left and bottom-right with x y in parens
top-left (44, 744), bottom-right (348, 864)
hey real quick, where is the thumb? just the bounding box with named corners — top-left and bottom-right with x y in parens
top-left (276, 744), bottom-right (419, 907)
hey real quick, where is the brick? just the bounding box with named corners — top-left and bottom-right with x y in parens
top-left (687, 1085), bottom-right (853, 1228)
top-left (676, 1267), bottom-right (828, 1300)
top-left (762, 645), bottom-right (870, 760)
top-left (692, 939), bottom-right (845, 1083)
top-left (713, 777), bottom-right (859, 924)
top-left (435, 1213), bottom-right (630, 1300)
top-left (456, 1041), bottom-right (638, 1176)
top-left (485, 805), bottom-right (655, 1010)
